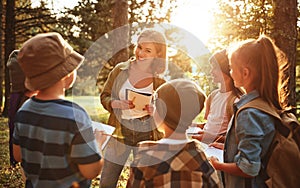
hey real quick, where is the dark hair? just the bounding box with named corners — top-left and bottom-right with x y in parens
top-left (209, 49), bottom-right (243, 98)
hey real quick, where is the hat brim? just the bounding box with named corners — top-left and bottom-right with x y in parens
top-left (25, 51), bottom-right (84, 91)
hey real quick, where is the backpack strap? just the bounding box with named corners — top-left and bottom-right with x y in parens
top-left (236, 98), bottom-right (280, 120)
top-left (225, 92), bottom-right (237, 118)
top-left (235, 98), bottom-right (297, 139)
top-left (205, 89), bottom-right (219, 119)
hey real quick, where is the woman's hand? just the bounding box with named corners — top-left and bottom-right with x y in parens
top-left (111, 100), bottom-right (135, 110)
top-left (94, 130), bottom-right (107, 150)
top-left (144, 104), bottom-right (154, 115)
top-left (192, 122), bottom-right (205, 129)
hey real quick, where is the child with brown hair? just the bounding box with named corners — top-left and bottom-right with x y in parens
top-left (209, 35), bottom-right (288, 188)
top-left (193, 49), bottom-right (243, 143)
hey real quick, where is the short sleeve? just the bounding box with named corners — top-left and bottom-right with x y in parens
top-left (70, 126), bottom-right (101, 164)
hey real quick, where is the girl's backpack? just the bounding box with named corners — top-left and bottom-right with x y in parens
top-left (236, 98), bottom-right (300, 188)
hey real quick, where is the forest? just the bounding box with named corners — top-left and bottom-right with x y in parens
top-left (0, 0), bottom-right (299, 117)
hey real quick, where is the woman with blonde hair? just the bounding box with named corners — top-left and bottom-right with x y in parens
top-left (100, 29), bottom-right (167, 188)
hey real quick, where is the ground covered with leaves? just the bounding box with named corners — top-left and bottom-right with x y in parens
top-left (0, 117), bottom-right (24, 188)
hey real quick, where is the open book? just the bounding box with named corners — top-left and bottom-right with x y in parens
top-left (92, 121), bottom-right (115, 150)
top-left (200, 142), bottom-right (224, 162)
top-left (126, 89), bottom-right (152, 111)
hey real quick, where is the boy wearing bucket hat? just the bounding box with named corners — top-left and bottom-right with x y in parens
top-left (127, 79), bottom-right (220, 187)
top-left (12, 32), bottom-right (103, 188)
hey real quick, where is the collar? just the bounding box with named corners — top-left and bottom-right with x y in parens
top-left (235, 90), bottom-right (260, 110)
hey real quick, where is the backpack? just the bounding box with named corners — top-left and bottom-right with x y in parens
top-left (236, 98), bottom-right (300, 188)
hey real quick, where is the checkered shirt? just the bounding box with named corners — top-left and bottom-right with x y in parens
top-left (127, 140), bottom-right (220, 188)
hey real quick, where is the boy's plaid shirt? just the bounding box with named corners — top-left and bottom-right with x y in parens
top-left (127, 140), bottom-right (220, 188)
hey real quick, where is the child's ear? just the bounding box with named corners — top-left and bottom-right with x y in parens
top-left (242, 67), bottom-right (250, 79)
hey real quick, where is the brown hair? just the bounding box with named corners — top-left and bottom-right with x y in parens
top-left (209, 49), bottom-right (243, 98)
top-left (137, 29), bottom-right (167, 74)
top-left (229, 35), bottom-right (288, 109)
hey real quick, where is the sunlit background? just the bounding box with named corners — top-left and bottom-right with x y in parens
top-left (32, 0), bottom-right (217, 46)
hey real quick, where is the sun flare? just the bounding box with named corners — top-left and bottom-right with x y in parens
top-left (171, 0), bottom-right (217, 45)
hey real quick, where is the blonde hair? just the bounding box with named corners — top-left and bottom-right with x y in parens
top-left (229, 35), bottom-right (288, 109)
top-left (137, 29), bottom-right (167, 74)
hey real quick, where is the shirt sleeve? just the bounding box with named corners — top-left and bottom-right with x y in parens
top-left (70, 124), bottom-right (101, 164)
top-left (234, 108), bottom-right (275, 176)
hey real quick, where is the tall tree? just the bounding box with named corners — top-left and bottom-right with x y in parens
top-left (3, 0), bottom-right (16, 116)
top-left (110, 0), bottom-right (129, 66)
top-left (272, 0), bottom-right (298, 109)
top-left (0, 0), bottom-right (3, 114)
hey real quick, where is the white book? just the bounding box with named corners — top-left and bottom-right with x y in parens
top-left (200, 142), bottom-right (224, 163)
top-left (126, 89), bottom-right (152, 111)
top-left (92, 121), bottom-right (115, 150)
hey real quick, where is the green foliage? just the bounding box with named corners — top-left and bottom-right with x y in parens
top-left (209, 0), bottom-right (274, 50)
top-left (15, 0), bottom-right (57, 47)
top-left (128, 0), bottom-right (178, 24)
top-left (57, 0), bottom-right (113, 54)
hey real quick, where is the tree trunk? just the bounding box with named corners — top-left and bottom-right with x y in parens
top-left (110, 0), bottom-right (129, 66)
top-left (3, 0), bottom-right (16, 116)
top-left (273, 0), bottom-right (298, 111)
top-left (0, 0), bottom-right (3, 114)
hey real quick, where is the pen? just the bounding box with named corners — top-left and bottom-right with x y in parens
top-left (214, 135), bottom-right (223, 143)
top-left (94, 130), bottom-right (118, 138)
top-left (187, 132), bottom-right (202, 135)
top-left (102, 133), bottom-right (118, 138)
top-left (132, 96), bottom-right (136, 103)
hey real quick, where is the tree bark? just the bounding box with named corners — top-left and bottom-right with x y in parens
top-left (110, 0), bottom-right (129, 66)
top-left (3, 0), bottom-right (16, 116)
top-left (0, 0), bottom-right (3, 114)
top-left (273, 0), bottom-right (298, 110)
